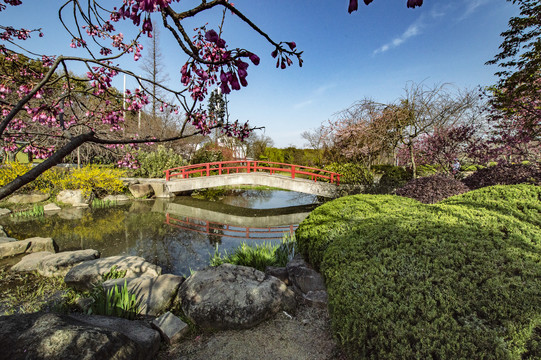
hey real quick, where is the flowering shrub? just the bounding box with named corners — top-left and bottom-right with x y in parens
top-left (395, 174), bottom-right (470, 204)
top-left (0, 162), bottom-right (125, 197)
top-left (462, 162), bottom-right (541, 190)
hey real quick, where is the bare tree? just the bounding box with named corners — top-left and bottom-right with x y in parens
top-left (397, 82), bottom-right (479, 177)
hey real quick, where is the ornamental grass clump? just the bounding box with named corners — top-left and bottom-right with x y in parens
top-left (462, 162), bottom-right (541, 190)
top-left (296, 185), bottom-right (541, 359)
top-left (395, 174), bottom-right (470, 204)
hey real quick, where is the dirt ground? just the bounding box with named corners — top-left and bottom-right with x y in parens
top-left (158, 304), bottom-right (345, 360)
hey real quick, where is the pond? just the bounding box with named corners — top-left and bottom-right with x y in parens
top-left (0, 190), bottom-right (321, 276)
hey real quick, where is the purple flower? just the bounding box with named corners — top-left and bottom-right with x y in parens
top-left (205, 29), bottom-right (219, 43)
top-left (407, 0), bottom-right (423, 8)
top-left (348, 0), bottom-right (358, 13)
top-left (285, 42), bottom-right (296, 51)
top-left (271, 49), bottom-right (278, 58)
top-left (248, 52), bottom-right (260, 65)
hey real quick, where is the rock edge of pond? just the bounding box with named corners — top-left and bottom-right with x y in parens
top-left (0, 238), bottom-right (339, 360)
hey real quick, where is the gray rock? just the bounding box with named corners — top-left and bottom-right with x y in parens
top-left (151, 311), bottom-right (188, 344)
top-left (128, 184), bottom-right (154, 199)
top-left (56, 189), bottom-right (87, 205)
top-left (11, 251), bottom-right (55, 272)
top-left (103, 274), bottom-right (184, 316)
top-left (7, 192), bottom-right (50, 204)
top-left (0, 225), bottom-right (8, 237)
top-left (302, 290), bottom-right (329, 309)
top-left (73, 202), bottom-right (90, 208)
top-left (70, 313), bottom-right (161, 360)
top-left (64, 255), bottom-right (162, 290)
top-left (0, 208), bottom-right (11, 216)
top-left (103, 194), bottom-right (131, 202)
top-left (0, 237), bottom-right (57, 259)
top-left (179, 263), bottom-right (296, 330)
top-left (0, 312), bottom-right (159, 360)
top-left (286, 255), bottom-right (326, 295)
top-left (43, 203), bottom-right (61, 212)
top-left (38, 249), bottom-right (100, 277)
top-left (265, 266), bottom-right (290, 285)
top-left (0, 236), bottom-right (17, 243)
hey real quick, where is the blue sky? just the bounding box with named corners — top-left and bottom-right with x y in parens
top-left (5, 1), bottom-right (517, 147)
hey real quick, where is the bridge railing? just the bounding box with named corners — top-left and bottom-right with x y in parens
top-left (164, 160), bottom-right (341, 185)
top-left (165, 214), bottom-right (296, 240)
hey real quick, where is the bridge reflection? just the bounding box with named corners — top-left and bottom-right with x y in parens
top-left (165, 214), bottom-right (296, 240)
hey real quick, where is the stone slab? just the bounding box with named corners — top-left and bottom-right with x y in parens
top-left (11, 251), bottom-right (55, 272)
top-left (64, 255), bottom-right (162, 290)
top-left (38, 249), bottom-right (100, 277)
top-left (151, 311), bottom-right (188, 344)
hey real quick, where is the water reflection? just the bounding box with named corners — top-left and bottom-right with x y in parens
top-left (0, 190), bottom-right (320, 276)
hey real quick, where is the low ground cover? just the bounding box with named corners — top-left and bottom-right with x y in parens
top-left (296, 185), bottom-right (541, 359)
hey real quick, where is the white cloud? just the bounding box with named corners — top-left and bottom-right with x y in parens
top-left (460, 0), bottom-right (490, 20)
top-left (293, 99), bottom-right (314, 109)
top-left (374, 23), bottom-right (422, 55)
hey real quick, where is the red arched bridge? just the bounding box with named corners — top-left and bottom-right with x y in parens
top-left (156, 161), bottom-right (342, 198)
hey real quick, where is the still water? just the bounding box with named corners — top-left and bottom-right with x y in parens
top-left (0, 190), bottom-right (320, 276)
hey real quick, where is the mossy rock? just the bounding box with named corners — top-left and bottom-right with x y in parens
top-left (296, 185), bottom-right (541, 359)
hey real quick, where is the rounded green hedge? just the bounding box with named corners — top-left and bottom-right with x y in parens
top-left (296, 185), bottom-right (541, 359)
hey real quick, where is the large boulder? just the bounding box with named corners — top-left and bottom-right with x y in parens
top-left (56, 189), bottom-right (87, 205)
top-left (38, 249), bottom-right (100, 277)
top-left (128, 184), bottom-right (154, 199)
top-left (0, 237), bottom-right (57, 259)
top-left (7, 192), bottom-right (50, 204)
top-left (10, 251), bottom-right (55, 272)
top-left (103, 274), bottom-right (184, 316)
top-left (64, 255), bottom-right (162, 290)
top-left (0, 312), bottom-right (160, 360)
top-left (179, 263), bottom-right (296, 330)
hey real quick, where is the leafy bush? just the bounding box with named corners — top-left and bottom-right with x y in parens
top-left (296, 185), bottom-right (541, 359)
top-left (416, 163), bottom-right (441, 176)
top-left (89, 280), bottom-right (140, 320)
top-left (296, 194), bottom-right (420, 269)
top-left (395, 174), bottom-right (470, 204)
top-left (325, 162), bottom-right (373, 185)
top-left (462, 162), bottom-right (541, 190)
top-left (441, 184), bottom-right (541, 227)
top-left (132, 145), bottom-right (185, 178)
top-left (210, 234), bottom-right (296, 272)
top-left (371, 164), bottom-right (412, 190)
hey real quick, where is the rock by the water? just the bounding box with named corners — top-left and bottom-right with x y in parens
top-left (43, 203), bottom-right (61, 212)
top-left (73, 202), bottom-right (90, 208)
top-left (38, 249), bottom-right (100, 277)
top-left (10, 251), bottom-right (55, 272)
top-left (179, 263), bottom-right (296, 330)
top-left (103, 194), bottom-right (130, 202)
top-left (64, 255), bottom-right (162, 290)
top-left (286, 255), bottom-right (326, 294)
top-left (0, 236), bottom-right (17, 243)
top-left (265, 266), bottom-right (290, 285)
top-left (56, 189), bottom-right (87, 205)
top-left (7, 193), bottom-right (50, 204)
top-left (103, 274), bottom-right (183, 316)
top-left (128, 184), bottom-right (154, 199)
top-left (70, 313), bottom-right (161, 360)
top-left (0, 237), bottom-right (57, 259)
top-left (0, 208), bottom-right (11, 216)
top-left (151, 311), bottom-right (188, 344)
top-left (0, 312), bottom-right (159, 360)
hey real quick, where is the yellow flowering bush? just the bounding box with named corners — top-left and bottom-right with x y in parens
top-left (0, 162), bottom-right (126, 196)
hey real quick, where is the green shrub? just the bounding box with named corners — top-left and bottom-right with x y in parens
top-left (132, 145), bottom-right (185, 178)
top-left (88, 280), bottom-right (140, 320)
top-left (371, 164), bottom-right (412, 190)
top-left (395, 174), bottom-right (470, 204)
top-left (462, 162), bottom-right (541, 190)
top-left (416, 163), bottom-right (441, 176)
top-left (441, 184), bottom-right (541, 227)
top-left (325, 163), bottom-right (373, 185)
top-left (296, 185), bottom-right (541, 359)
top-left (296, 194), bottom-right (420, 269)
